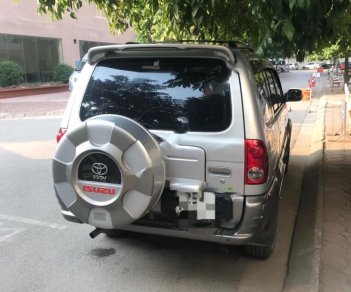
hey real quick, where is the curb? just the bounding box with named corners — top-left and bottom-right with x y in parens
top-left (284, 97), bottom-right (326, 291)
top-left (0, 110), bottom-right (65, 119)
top-left (0, 84), bottom-right (69, 99)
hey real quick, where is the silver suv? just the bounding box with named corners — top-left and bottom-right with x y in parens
top-left (53, 43), bottom-right (301, 258)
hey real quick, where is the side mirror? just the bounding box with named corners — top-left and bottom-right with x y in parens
top-left (174, 116), bottom-right (189, 133)
top-left (284, 89), bottom-right (302, 102)
top-left (270, 93), bottom-right (284, 104)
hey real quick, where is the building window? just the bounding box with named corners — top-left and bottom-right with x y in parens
top-left (0, 33), bottom-right (62, 83)
top-left (79, 40), bottom-right (114, 59)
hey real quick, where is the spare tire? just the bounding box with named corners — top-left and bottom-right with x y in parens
top-left (52, 115), bottom-right (166, 229)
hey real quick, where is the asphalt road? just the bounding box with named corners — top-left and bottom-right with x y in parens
top-left (280, 69), bottom-right (312, 92)
top-left (0, 71), bottom-right (316, 291)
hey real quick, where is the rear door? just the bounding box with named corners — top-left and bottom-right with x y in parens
top-left (253, 67), bottom-right (281, 182)
top-left (263, 69), bottom-right (286, 172)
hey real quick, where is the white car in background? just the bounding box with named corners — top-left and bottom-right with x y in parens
top-left (287, 62), bottom-right (301, 70)
top-left (68, 54), bottom-right (88, 91)
top-left (304, 62), bottom-right (320, 70)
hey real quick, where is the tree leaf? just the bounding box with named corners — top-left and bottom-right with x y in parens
top-left (192, 4), bottom-right (200, 18)
top-left (283, 20), bottom-right (294, 41)
top-left (34, 0), bottom-right (351, 61)
top-left (289, 0), bottom-right (297, 10)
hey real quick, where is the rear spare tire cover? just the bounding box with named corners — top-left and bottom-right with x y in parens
top-left (52, 115), bottom-right (166, 229)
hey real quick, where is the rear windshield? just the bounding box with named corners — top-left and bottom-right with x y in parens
top-left (80, 58), bottom-right (232, 132)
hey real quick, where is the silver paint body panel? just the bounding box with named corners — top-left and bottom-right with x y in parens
top-left (55, 44), bottom-right (291, 245)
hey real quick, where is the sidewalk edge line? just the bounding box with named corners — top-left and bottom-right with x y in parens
top-left (283, 97), bottom-right (326, 292)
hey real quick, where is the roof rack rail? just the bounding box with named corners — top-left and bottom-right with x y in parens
top-left (174, 40), bottom-right (254, 51)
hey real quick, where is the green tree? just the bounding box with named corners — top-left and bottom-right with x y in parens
top-left (330, 4), bottom-right (351, 84)
top-left (37, 0), bottom-right (351, 61)
top-left (307, 3), bottom-right (351, 83)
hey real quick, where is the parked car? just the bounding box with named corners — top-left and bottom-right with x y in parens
top-left (304, 62), bottom-right (320, 69)
top-left (271, 60), bottom-right (288, 72)
top-left (287, 62), bottom-right (300, 70)
top-left (338, 62), bottom-right (351, 70)
top-left (321, 63), bottom-right (332, 69)
top-left (68, 53), bottom-right (87, 91)
top-left (52, 43), bottom-right (302, 259)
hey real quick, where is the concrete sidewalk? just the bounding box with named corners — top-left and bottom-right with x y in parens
top-left (285, 77), bottom-right (351, 291)
top-left (0, 91), bottom-right (70, 119)
top-left (319, 90), bottom-right (351, 291)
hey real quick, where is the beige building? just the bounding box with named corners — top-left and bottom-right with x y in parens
top-left (0, 0), bottom-right (135, 83)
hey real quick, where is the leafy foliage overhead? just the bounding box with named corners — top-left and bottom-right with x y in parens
top-left (37, 0), bottom-right (351, 60)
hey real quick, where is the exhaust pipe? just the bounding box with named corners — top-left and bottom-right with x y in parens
top-left (89, 228), bottom-right (103, 239)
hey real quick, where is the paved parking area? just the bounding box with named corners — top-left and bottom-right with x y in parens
top-left (3, 81), bottom-right (351, 291)
top-left (0, 91), bottom-right (70, 119)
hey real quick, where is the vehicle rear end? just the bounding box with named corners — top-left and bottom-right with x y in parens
top-left (53, 44), bottom-right (279, 258)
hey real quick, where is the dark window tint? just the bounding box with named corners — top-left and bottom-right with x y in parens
top-left (0, 33), bottom-right (62, 83)
top-left (79, 40), bottom-right (113, 59)
top-left (80, 58), bottom-right (232, 132)
top-left (250, 58), bottom-right (275, 123)
top-left (0, 35), bottom-right (6, 62)
top-left (254, 70), bottom-right (274, 123)
top-left (264, 70), bottom-right (283, 112)
top-left (6, 35), bottom-right (25, 71)
top-left (23, 37), bottom-right (40, 82)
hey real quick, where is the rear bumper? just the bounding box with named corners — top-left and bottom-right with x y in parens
top-left (61, 210), bottom-right (83, 224)
top-left (121, 176), bottom-right (281, 246)
top-left (55, 190), bottom-right (83, 224)
top-left (58, 170), bottom-right (281, 246)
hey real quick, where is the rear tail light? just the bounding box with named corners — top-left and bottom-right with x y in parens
top-left (56, 127), bottom-right (67, 143)
top-left (245, 139), bottom-right (269, 185)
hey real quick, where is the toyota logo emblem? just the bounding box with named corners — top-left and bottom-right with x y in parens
top-left (91, 163), bottom-right (108, 176)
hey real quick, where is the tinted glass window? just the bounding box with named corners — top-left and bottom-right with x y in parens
top-left (6, 35), bottom-right (25, 71)
top-left (23, 37), bottom-right (40, 82)
top-left (0, 33), bottom-right (62, 83)
top-left (254, 71), bottom-right (274, 123)
top-left (264, 70), bottom-right (283, 112)
top-left (0, 35), bottom-right (6, 62)
top-left (79, 40), bottom-right (113, 58)
top-left (250, 59), bottom-right (274, 123)
top-left (80, 58), bottom-right (232, 132)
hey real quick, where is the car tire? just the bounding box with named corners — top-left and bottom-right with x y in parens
top-left (245, 191), bottom-right (279, 259)
top-left (53, 114), bottom-right (166, 230)
top-left (245, 236), bottom-right (276, 259)
top-left (245, 220), bottom-right (277, 259)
